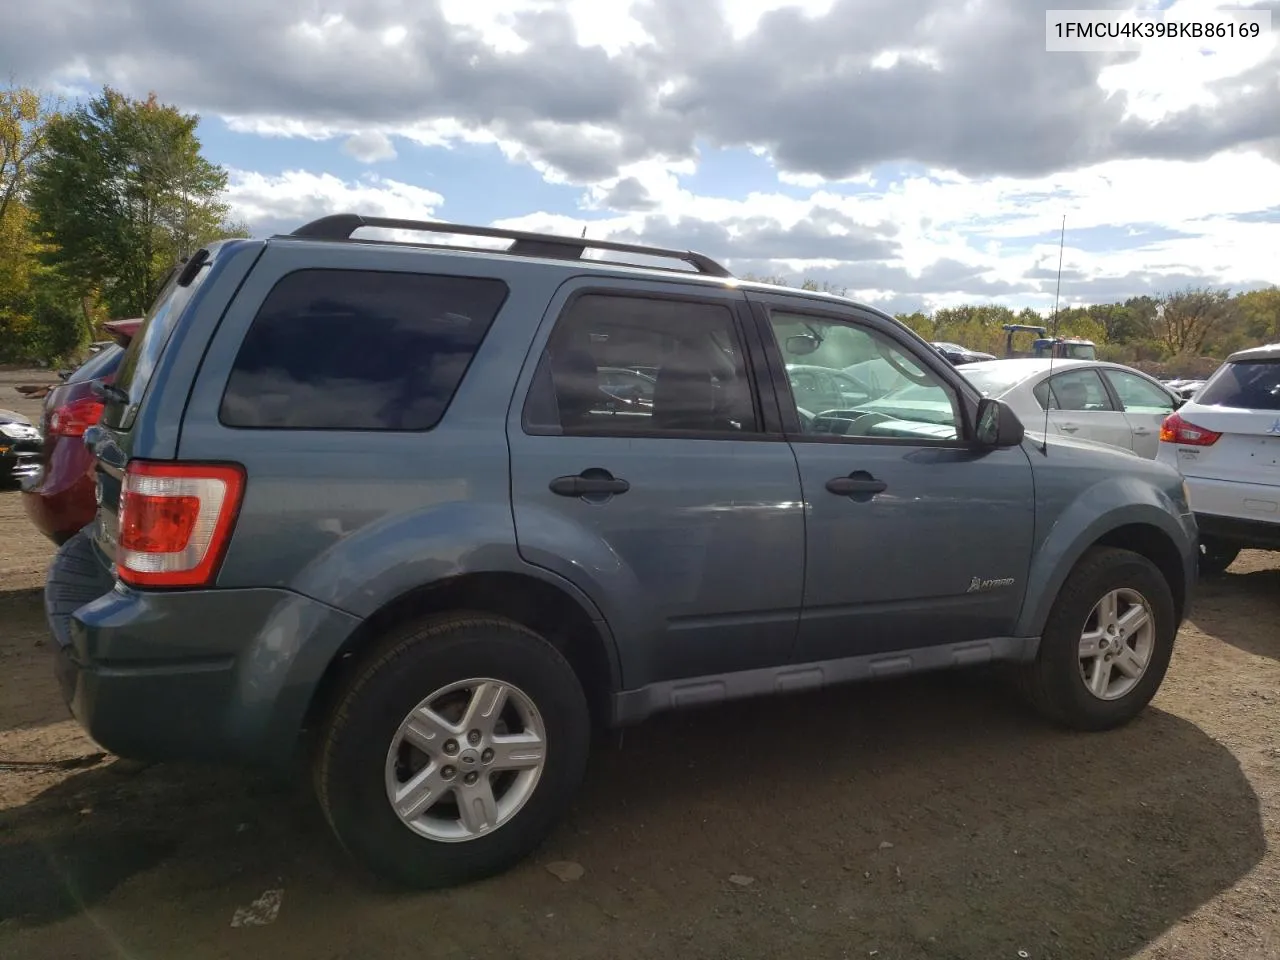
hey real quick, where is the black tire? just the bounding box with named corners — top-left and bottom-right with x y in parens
top-left (1198, 538), bottom-right (1240, 577)
top-left (1017, 547), bottom-right (1176, 732)
top-left (314, 614), bottom-right (591, 889)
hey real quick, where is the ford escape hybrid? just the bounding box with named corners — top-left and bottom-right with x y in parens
top-left (47, 215), bottom-right (1198, 888)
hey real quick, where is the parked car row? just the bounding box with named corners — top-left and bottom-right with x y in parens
top-left (1162, 377), bottom-right (1207, 401)
top-left (932, 341), bottom-right (996, 365)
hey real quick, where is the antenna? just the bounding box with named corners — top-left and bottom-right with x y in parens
top-left (1042, 215), bottom-right (1067, 455)
top-left (581, 225), bottom-right (587, 239)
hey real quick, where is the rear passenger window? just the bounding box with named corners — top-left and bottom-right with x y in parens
top-left (220, 270), bottom-right (508, 430)
top-left (523, 293), bottom-right (758, 436)
top-left (1034, 369), bottom-right (1115, 411)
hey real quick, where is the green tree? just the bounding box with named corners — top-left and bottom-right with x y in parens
top-left (27, 87), bottom-right (242, 319)
top-left (894, 311), bottom-right (933, 339)
top-left (1236, 286), bottom-right (1280, 342)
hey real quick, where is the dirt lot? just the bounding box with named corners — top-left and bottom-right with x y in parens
top-left (2, 366), bottom-right (1279, 960)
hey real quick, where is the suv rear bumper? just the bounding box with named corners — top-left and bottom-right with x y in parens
top-left (1195, 512), bottom-right (1280, 551)
top-left (47, 532), bottom-right (361, 766)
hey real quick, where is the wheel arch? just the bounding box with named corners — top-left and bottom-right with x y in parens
top-left (1092, 523), bottom-right (1188, 625)
top-left (301, 570), bottom-right (621, 746)
top-left (1018, 503), bottom-right (1193, 639)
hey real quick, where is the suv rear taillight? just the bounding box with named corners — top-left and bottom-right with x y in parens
top-left (116, 461), bottom-right (245, 588)
top-left (48, 395), bottom-right (105, 437)
top-left (1159, 411), bottom-right (1222, 446)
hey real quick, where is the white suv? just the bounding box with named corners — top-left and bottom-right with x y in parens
top-left (1156, 343), bottom-right (1280, 574)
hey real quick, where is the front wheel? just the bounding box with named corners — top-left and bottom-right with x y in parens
top-left (1018, 547), bottom-right (1176, 731)
top-left (314, 615), bottom-right (591, 888)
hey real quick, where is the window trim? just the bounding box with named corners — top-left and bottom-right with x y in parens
top-left (747, 299), bottom-right (977, 448)
top-left (519, 286), bottom-right (781, 442)
top-left (216, 267), bottom-right (510, 433)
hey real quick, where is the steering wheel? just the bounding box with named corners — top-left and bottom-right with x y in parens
top-left (796, 406), bottom-right (816, 431)
top-left (834, 374), bottom-right (875, 406)
top-left (843, 411), bottom-right (895, 436)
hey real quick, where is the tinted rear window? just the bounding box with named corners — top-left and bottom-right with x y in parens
top-left (219, 269), bottom-right (509, 431)
top-left (1195, 360), bottom-right (1280, 410)
top-left (109, 258), bottom-right (214, 429)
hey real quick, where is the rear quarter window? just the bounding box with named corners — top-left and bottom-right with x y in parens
top-left (108, 259), bottom-right (212, 429)
top-left (1195, 360), bottom-right (1280, 410)
top-left (219, 269), bottom-right (510, 431)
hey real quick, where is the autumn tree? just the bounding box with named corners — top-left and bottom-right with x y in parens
top-left (1154, 286), bottom-right (1237, 356)
top-left (27, 87), bottom-right (243, 319)
top-left (0, 84), bottom-right (82, 364)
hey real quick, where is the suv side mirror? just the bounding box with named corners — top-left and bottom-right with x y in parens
top-left (975, 397), bottom-right (1025, 449)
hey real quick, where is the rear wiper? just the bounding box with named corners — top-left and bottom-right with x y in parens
top-left (91, 380), bottom-right (130, 404)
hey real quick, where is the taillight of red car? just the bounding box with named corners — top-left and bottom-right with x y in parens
top-left (47, 395), bottom-right (106, 438)
top-left (116, 461), bottom-right (246, 588)
top-left (1159, 411), bottom-right (1222, 446)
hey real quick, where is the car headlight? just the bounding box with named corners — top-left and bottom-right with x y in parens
top-left (0, 423), bottom-right (31, 439)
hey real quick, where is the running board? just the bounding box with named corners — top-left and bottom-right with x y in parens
top-left (610, 636), bottom-right (1039, 725)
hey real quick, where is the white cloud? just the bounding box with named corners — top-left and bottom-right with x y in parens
top-left (30, 0), bottom-right (1265, 311)
top-left (342, 131), bottom-right (398, 164)
top-left (225, 170), bottom-right (444, 237)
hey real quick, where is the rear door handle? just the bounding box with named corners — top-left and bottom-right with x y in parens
top-left (1058, 422), bottom-right (1079, 433)
top-left (1132, 427), bottom-right (1152, 436)
top-left (549, 472), bottom-right (631, 498)
top-left (826, 472), bottom-right (888, 498)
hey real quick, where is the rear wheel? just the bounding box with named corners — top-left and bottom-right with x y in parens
top-left (1018, 547), bottom-right (1176, 731)
top-left (315, 614), bottom-right (591, 888)
top-left (1198, 538), bottom-right (1240, 577)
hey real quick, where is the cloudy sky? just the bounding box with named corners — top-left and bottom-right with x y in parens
top-left (6, 0), bottom-right (1279, 315)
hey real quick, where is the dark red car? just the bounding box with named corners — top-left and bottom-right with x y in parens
top-left (22, 318), bottom-right (142, 543)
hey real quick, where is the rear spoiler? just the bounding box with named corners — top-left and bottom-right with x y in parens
top-left (104, 318), bottom-right (143, 348)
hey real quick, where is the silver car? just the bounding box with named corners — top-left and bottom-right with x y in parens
top-left (959, 358), bottom-right (1182, 458)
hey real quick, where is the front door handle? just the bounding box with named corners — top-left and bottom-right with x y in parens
top-left (826, 472), bottom-right (888, 498)
top-left (549, 471), bottom-right (631, 498)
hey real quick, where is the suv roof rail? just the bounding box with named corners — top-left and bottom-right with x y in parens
top-left (287, 213), bottom-right (733, 278)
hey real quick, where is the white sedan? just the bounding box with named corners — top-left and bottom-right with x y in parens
top-left (958, 358), bottom-right (1182, 458)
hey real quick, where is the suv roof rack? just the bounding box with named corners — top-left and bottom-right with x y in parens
top-left (287, 213), bottom-right (733, 278)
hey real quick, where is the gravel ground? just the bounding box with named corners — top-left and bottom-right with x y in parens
top-left (2, 366), bottom-right (1279, 960)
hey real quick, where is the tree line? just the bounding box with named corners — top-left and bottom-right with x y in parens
top-left (1, 84), bottom-right (242, 365)
top-left (745, 274), bottom-right (1280, 378)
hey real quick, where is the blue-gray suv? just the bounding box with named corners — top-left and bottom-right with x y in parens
top-left (46, 215), bottom-right (1198, 888)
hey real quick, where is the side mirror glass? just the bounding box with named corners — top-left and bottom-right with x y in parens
top-left (975, 397), bottom-right (1025, 449)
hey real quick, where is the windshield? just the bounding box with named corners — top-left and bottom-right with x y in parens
top-left (1195, 360), bottom-right (1280, 410)
top-left (960, 366), bottom-right (1029, 397)
top-left (108, 252), bottom-right (216, 429)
